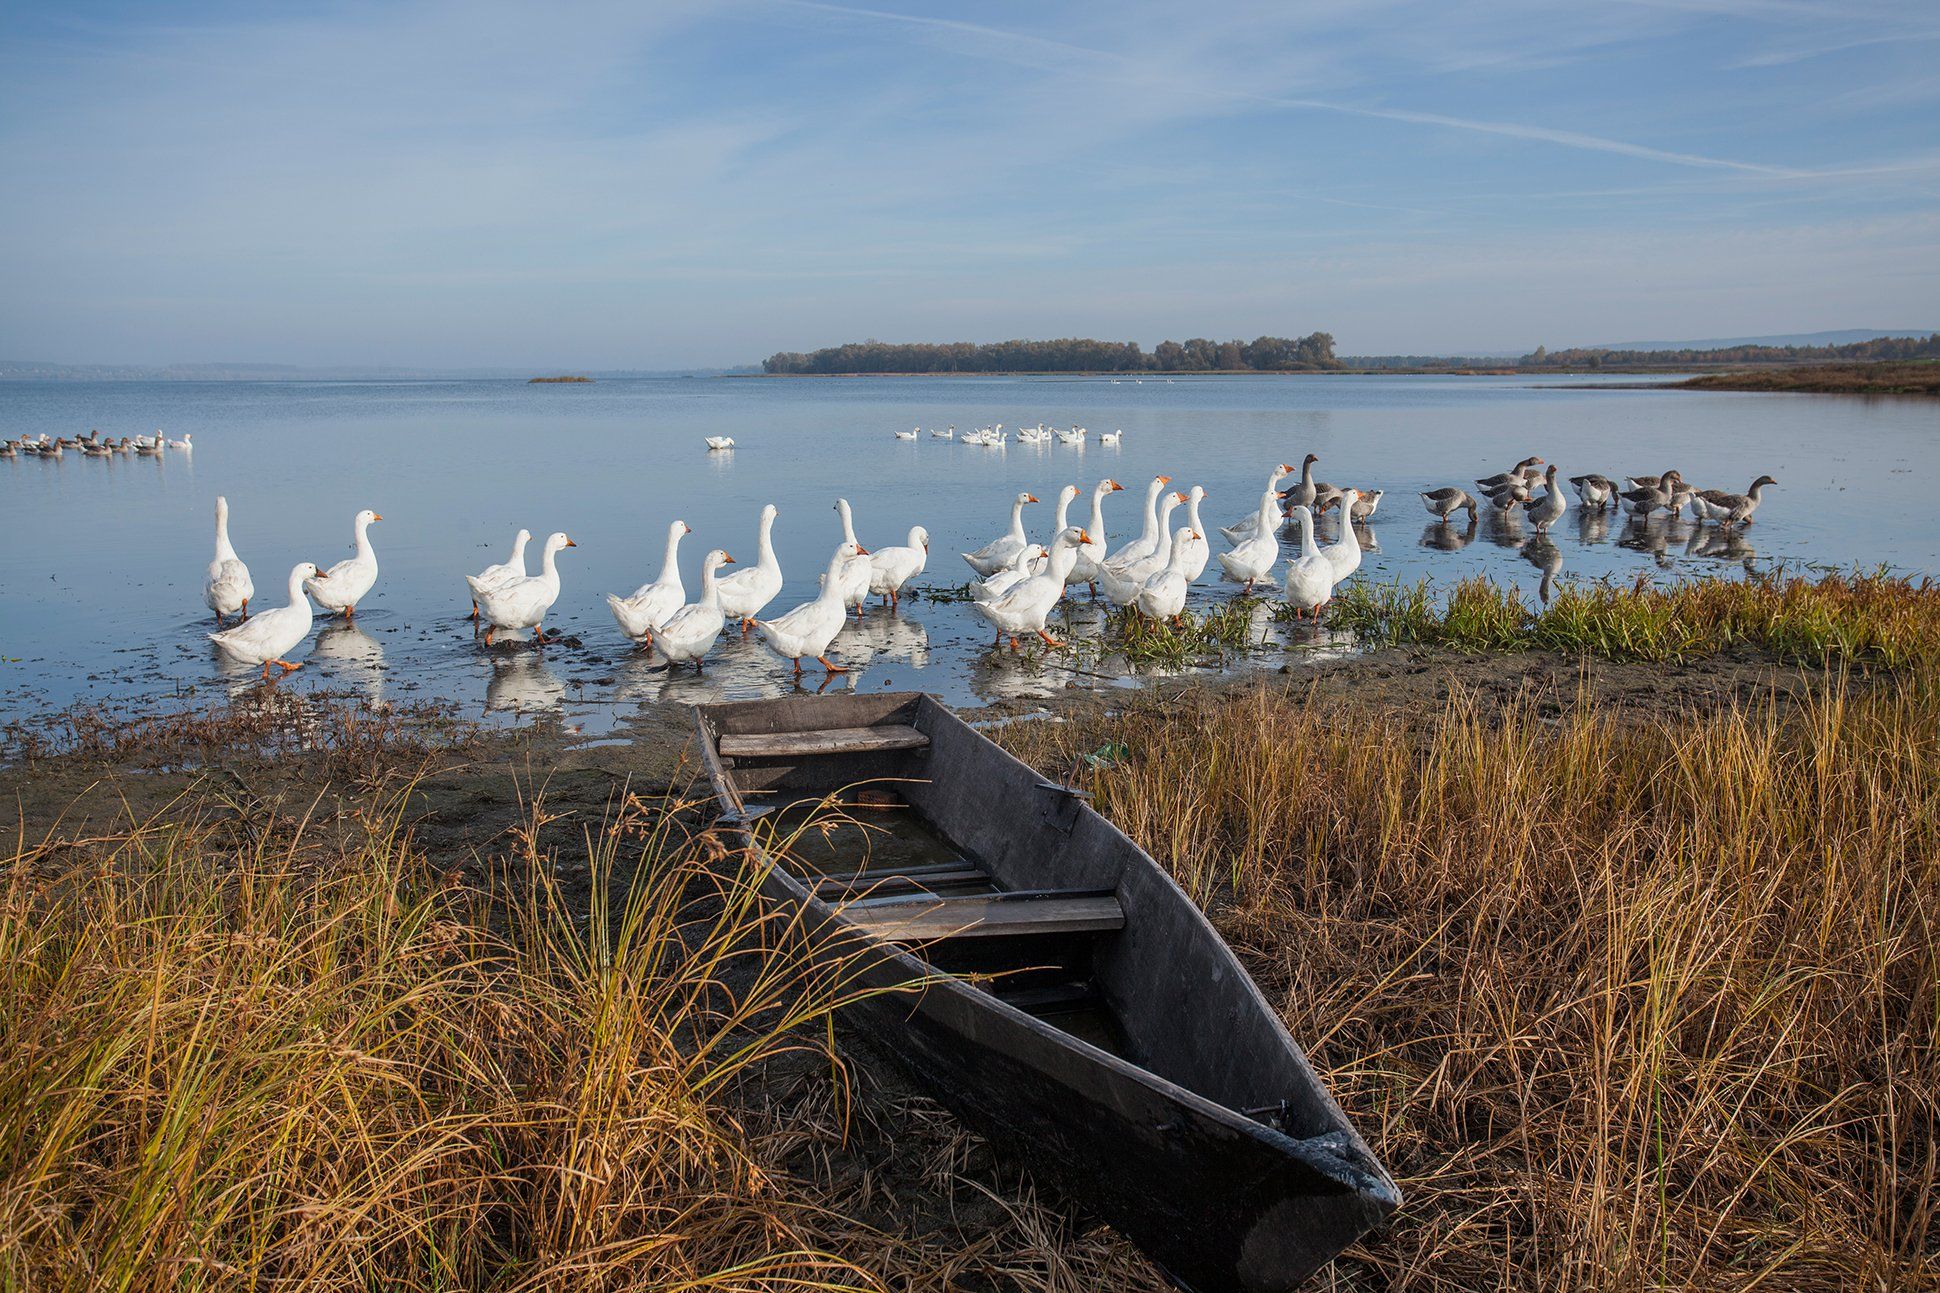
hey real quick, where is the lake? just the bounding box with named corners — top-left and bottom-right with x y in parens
top-left (2, 374), bottom-right (1934, 730)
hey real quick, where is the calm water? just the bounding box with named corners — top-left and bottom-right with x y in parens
top-left (2, 375), bottom-right (1935, 730)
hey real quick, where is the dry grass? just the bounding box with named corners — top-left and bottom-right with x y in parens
top-left (997, 672), bottom-right (1940, 1290)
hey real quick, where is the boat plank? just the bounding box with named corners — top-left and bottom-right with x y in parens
top-left (718, 724), bottom-right (928, 758)
top-left (840, 890), bottom-right (1123, 942)
top-left (813, 867), bottom-right (988, 899)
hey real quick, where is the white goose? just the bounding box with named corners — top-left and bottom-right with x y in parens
top-left (468, 528), bottom-right (530, 619)
top-left (476, 531), bottom-right (576, 647)
top-left (868, 525), bottom-right (930, 606)
top-left (203, 495), bottom-right (254, 625)
top-left (604, 520), bottom-right (689, 647)
top-left (971, 527), bottom-right (1089, 650)
top-left (306, 509), bottom-right (381, 619)
top-left (833, 498), bottom-right (873, 615)
top-left (1525, 465), bottom-right (1567, 533)
top-left (1318, 489), bottom-right (1363, 581)
top-left (1221, 462), bottom-right (1296, 543)
top-left (1067, 478), bottom-right (1124, 594)
top-left (1178, 485), bottom-right (1210, 580)
top-left (704, 436), bottom-right (735, 450)
top-left (716, 505), bottom-right (783, 631)
top-left (1134, 528), bottom-right (1198, 623)
top-left (1103, 475), bottom-right (1172, 573)
top-left (1216, 488), bottom-right (1281, 593)
top-left (1099, 489), bottom-right (1185, 606)
top-left (1282, 507), bottom-right (1336, 619)
top-left (973, 543), bottom-right (1046, 604)
top-left (894, 427), bottom-right (919, 441)
top-left (1099, 429), bottom-right (1122, 446)
top-left (209, 562), bottom-right (323, 679)
top-left (757, 542), bottom-right (866, 676)
top-left (653, 549), bottom-right (734, 670)
top-left (962, 491), bottom-right (1038, 576)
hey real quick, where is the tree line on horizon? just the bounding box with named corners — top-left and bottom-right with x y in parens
top-left (1347, 332), bottom-right (1940, 370)
top-left (762, 333), bottom-right (1339, 374)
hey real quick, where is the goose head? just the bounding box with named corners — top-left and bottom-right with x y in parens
top-left (1750, 474), bottom-right (1777, 491)
top-left (908, 525), bottom-right (930, 552)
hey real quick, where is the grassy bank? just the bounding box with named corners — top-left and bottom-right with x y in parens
top-left (1676, 361), bottom-right (1939, 395)
top-left (996, 667), bottom-right (1939, 1289)
top-left (1332, 570), bottom-right (1940, 671)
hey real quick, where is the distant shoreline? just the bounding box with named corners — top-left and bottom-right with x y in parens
top-left (527, 375), bottom-right (594, 384)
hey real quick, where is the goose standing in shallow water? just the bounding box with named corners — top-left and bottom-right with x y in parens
top-left (757, 542), bottom-right (866, 676)
top-left (973, 544), bottom-right (1046, 604)
top-left (868, 525), bottom-right (930, 606)
top-left (652, 549), bottom-right (734, 670)
top-left (307, 509), bottom-right (381, 618)
top-left (1221, 463), bottom-right (1295, 543)
top-left (1103, 475), bottom-right (1172, 573)
top-left (1178, 485), bottom-right (1211, 580)
top-left (1713, 475), bottom-right (1776, 528)
top-left (605, 521), bottom-right (688, 647)
top-left (1099, 490), bottom-right (1185, 606)
top-left (1420, 487), bottom-right (1478, 522)
top-left (203, 495), bottom-right (255, 625)
top-left (971, 527), bottom-right (1090, 650)
top-left (717, 504), bottom-right (783, 630)
top-left (1067, 478), bottom-right (1123, 594)
top-left (1216, 486), bottom-right (1282, 594)
top-left (470, 528), bottom-right (531, 619)
top-left (476, 532), bottom-right (576, 647)
top-left (1525, 466), bottom-right (1567, 534)
top-left (1477, 457), bottom-right (1544, 492)
top-left (962, 492), bottom-right (1038, 576)
top-left (1282, 506), bottom-right (1336, 618)
top-left (1569, 474), bottom-right (1619, 511)
top-left (1135, 528), bottom-right (1198, 623)
top-left (210, 562), bottom-right (323, 679)
top-left (833, 499), bottom-right (874, 615)
top-left (1319, 489), bottom-right (1364, 582)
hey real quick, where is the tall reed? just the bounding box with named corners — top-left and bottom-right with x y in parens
top-left (1000, 673), bottom-right (1939, 1290)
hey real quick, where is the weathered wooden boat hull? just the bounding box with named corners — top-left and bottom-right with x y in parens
top-left (695, 692), bottom-right (1397, 1292)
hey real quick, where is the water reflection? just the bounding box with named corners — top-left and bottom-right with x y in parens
top-left (1482, 507), bottom-right (1525, 548)
top-left (841, 609), bottom-right (932, 669)
top-left (1574, 507), bottom-right (1611, 545)
top-left (1420, 516), bottom-right (1478, 552)
top-left (485, 650), bottom-right (565, 714)
top-left (1522, 536), bottom-right (1563, 604)
top-left (311, 621), bottom-right (387, 704)
top-left (1686, 525), bottom-right (1756, 562)
top-left (1619, 513), bottom-right (1696, 561)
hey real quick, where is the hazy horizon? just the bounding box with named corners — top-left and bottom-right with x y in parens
top-left (3, 2), bottom-right (1936, 370)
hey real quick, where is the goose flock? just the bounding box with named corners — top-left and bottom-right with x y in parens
top-left (174, 432), bottom-right (1779, 688)
top-left (4, 430), bottom-right (190, 459)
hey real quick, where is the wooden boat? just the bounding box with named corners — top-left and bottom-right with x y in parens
top-left (694, 692), bottom-right (1398, 1292)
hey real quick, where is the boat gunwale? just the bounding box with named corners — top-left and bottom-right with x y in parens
top-left (692, 692), bottom-right (1400, 1203)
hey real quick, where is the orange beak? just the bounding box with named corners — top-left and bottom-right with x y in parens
top-left (1077, 529), bottom-right (1094, 545)
top-left (1157, 475), bottom-right (1172, 484)
top-left (565, 538), bottom-right (578, 547)
top-left (722, 553), bottom-right (736, 564)
top-left (1279, 464), bottom-right (1293, 474)
top-left (1109, 480), bottom-right (1124, 491)
top-left (1172, 492), bottom-right (1186, 503)
top-left (1025, 494), bottom-right (1039, 503)
top-left (312, 567), bottom-right (328, 579)
top-left (856, 545), bottom-right (870, 555)
top-left (683, 523), bottom-right (693, 533)
top-left (372, 513), bottom-right (384, 521)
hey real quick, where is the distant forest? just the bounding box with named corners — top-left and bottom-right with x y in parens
top-left (762, 333), bottom-right (1339, 375)
top-left (1346, 332), bottom-right (1940, 370)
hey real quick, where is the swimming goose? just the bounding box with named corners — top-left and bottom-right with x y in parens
top-left (1216, 487), bottom-right (1282, 593)
top-left (1524, 466), bottom-right (1566, 533)
top-left (476, 532), bottom-right (576, 647)
top-left (652, 549), bottom-right (734, 670)
top-left (1713, 475), bottom-right (1776, 528)
top-left (1282, 506), bottom-right (1337, 618)
top-left (717, 504), bottom-right (784, 630)
top-left (1135, 528), bottom-right (1199, 623)
top-left (1098, 429), bottom-right (1122, 446)
top-left (868, 525), bottom-right (930, 606)
top-left (209, 562), bottom-right (323, 679)
top-left (605, 520), bottom-right (689, 646)
top-left (971, 527), bottom-right (1090, 650)
top-left (1103, 475), bottom-right (1172, 572)
top-left (894, 427), bottom-right (919, 441)
top-left (1068, 478), bottom-right (1123, 593)
top-left (1099, 490), bottom-right (1185, 605)
top-left (1476, 457), bottom-right (1544, 491)
top-left (203, 495), bottom-right (255, 625)
top-left (1178, 485), bottom-right (1210, 580)
top-left (306, 509), bottom-right (381, 618)
top-left (135, 438), bottom-right (163, 457)
top-left (1420, 487), bottom-right (1478, 521)
top-left (1220, 464), bottom-right (1295, 544)
top-left (470, 529), bottom-right (531, 619)
top-left (1569, 474), bottom-right (1619, 511)
top-left (962, 491), bottom-right (1038, 575)
top-left (930, 426), bottom-right (955, 439)
top-left (1620, 471), bottom-right (1685, 516)
top-left (167, 433), bottom-right (193, 452)
top-left (704, 436), bottom-right (735, 450)
top-left (756, 542), bottom-right (866, 676)
top-left (1318, 489), bottom-right (1364, 581)
top-left (833, 499), bottom-right (874, 615)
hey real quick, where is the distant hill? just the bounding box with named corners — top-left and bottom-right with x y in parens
top-left (0, 361), bottom-right (757, 381)
top-left (1591, 329), bottom-right (1936, 352)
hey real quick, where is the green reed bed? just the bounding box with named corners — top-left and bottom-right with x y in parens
top-left (1332, 569), bottom-right (1940, 669)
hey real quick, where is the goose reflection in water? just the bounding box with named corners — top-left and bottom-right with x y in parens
top-left (1482, 506), bottom-right (1526, 548)
top-left (485, 650), bottom-right (565, 715)
top-left (1522, 535), bottom-right (1563, 605)
top-left (841, 609), bottom-right (932, 670)
top-left (1619, 512), bottom-right (1697, 560)
top-left (311, 621), bottom-right (386, 704)
top-left (1574, 507), bottom-right (1611, 545)
top-left (1687, 525), bottom-right (1756, 563)
top-left (1420, 516), bottom-right (1478, 552)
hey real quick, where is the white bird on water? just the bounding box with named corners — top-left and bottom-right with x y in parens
top-left (203, 495), bottom-right (254, 625)
top-left (474, 532), bottom-right (577, 647)
top-left (306, 509), bottom-right (381, 619)
top-left (209, 562), bottom-right (324, 680)
top-left (468, 528), bottom-right (530, 619)
top-left (606, 520), bottom-right (689, 648)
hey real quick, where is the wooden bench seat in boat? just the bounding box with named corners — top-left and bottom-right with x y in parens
top-left (838, 888), bottom-right (1123, 943)
top-left (812, 864), bottom-right (989, 900)
top-left (716, 724), bottom-right (929, 758)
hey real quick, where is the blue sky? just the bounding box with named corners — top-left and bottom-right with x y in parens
top-left (1, 0), bottom-right (1936, 367)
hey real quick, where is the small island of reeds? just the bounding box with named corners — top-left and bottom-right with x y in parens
top-left (1676, 360), bottom-right (1939, 395)
top-left (526, 374), bottom-right (593, 384)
